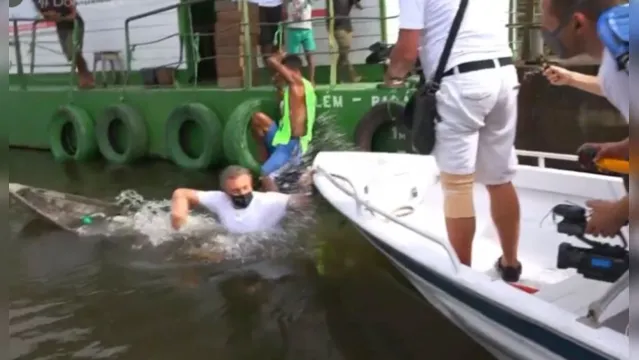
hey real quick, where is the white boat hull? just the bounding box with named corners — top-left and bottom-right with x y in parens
top-left (359, 228), bottom-right (572, 360)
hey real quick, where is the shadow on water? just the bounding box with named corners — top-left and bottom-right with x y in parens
top-left (9, 149), bottom-right (492, 360)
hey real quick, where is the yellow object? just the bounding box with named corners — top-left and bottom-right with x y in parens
top-left (440, 172), bottom-right (475, 218)
top-left (595, 158), bottom-right (629, 174)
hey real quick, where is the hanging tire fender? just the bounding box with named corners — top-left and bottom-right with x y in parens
top-left (95, 103), bottom-right (148, 164)
top-left (223, 98), bottom-right (279, 173)
top-left (165, 103), bottom-right (224, 169)
top-left (354, 102), bottom-right (406, 151)
top-left (48, 104), bottom-right (99, 162)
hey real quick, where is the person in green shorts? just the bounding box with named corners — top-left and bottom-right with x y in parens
top-left (250, 52), bottom-right (317, 189)
top-left (286, 0), bottom-right (316, 84)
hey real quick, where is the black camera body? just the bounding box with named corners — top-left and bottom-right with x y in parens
top-left (552, 204), bottom-right (628, 283)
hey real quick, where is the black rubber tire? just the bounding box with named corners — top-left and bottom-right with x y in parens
top-left (354, 102), bottom-right (409, 152)
top-left (165, 103), bottom-right (224, 169)
top-left (223, 98), bottom-right (279, 173)
top-left (48, 104), bottom-right (99, 162)
top-left (95, 104), bottom-right (148, 164)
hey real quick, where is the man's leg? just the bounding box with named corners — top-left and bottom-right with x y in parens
top-left (335, 30), bottom-right (359, 83)
top-left (301, 29), bottom-right (316, 84)
top-left (476, 66), bottom-right (522, 280)
top-left (261, 139), bottom-right (300, 178)
top-left (58, 24), bottom-right (93, 88)
top-left (285, 29), bottom-right (301, 55)
top-left (251, 112), bottom-right (276, 162)
top-left (433, 72), bottom-right (501, 266)
top-left (258, 6), bottom-right (275, 67)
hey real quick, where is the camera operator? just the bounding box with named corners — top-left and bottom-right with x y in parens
top-left (540, 0), bottom-right (629, 239)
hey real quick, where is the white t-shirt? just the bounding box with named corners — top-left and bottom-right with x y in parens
top-left (287, 0), bottom-right (313, 29)
top-left (598, 48), bottom-right (629, 123)
top-left (398, 0), bottom-right (513, 78)
top-left (196, 191), bottom-right (290, 234)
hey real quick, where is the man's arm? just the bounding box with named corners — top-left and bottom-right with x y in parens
top-left (566, 72), bottom-right (604, 96)
top-left (171, 188), bottom-right (201, 229)
top-left (267, 52), bottom-right (303, 86)
top-left (260, 176), bottom-right (279, 191)
top-left (384, 0), bottom-right (423, 84)
top-left (171, 189), bottom-right (224, 229)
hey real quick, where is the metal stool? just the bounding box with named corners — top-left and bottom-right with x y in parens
top-left (92, 51), bottom-right (124, 87)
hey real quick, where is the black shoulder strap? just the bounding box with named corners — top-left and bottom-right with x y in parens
top-left (430, 0), bottom-right (469, 89)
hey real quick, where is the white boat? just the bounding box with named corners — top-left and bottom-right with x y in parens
top-left (311, 151), bottom-right (629, 360)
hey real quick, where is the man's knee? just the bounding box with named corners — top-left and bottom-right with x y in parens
top-left (440, 172), bottom-right (475, 218)
top-left (251, 112), bottom-right (272, 134)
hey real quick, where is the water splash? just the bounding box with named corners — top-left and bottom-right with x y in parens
top-left (77, 113), bottom-right (352, 262)
top-left (274, 112), bottom-right (359, 193)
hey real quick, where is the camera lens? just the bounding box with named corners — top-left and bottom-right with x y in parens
top-left (556, 242), bottom-right (573, 269)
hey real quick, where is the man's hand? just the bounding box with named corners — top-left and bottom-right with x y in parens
top-left (270, 48), bottom-right (286, 61)
top-left (171, 211), bottom-right (187, 230)
top-left (585, 199), bottom-right (628, 238)
top-left (578, 139), bottom-right (629, 162)
top-left (383, 73), bottom-right (404, 88)
top-left (542, 65), bottom-right (574, 86)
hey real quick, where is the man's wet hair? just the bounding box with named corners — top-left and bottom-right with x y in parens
top-left (219, 165), bottom-right (251, 187)
top-left (550, 0), bottom-right (621, 21)
top-left (282, 54), bottom-right (303, 71)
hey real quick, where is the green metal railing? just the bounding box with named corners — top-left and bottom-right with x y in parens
top-left (123, 0), bottom-right (207, 87)
top-left (10, 17), bottom-right (81, 90)
top-left (13, 0), bottom-right (553, 90)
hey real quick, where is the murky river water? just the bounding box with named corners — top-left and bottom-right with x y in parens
top-left (9, 149), bottom-right (493, 360)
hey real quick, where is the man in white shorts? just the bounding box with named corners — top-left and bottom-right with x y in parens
top-left (540, 0), bottom-right (629, 237)
top-left (170, 166), bottom-right (309, 234)
top-left (385, 0), bottom-right (522, 281)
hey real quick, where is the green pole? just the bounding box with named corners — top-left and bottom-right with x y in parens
top-left (12, 20), bottom-right (26, 90)
top-left (378, 0), bottom-right (387, 43)
top-left (241, 0), bottom-right (252, 89)
top-left (177, 1), bottom-right (196, 84)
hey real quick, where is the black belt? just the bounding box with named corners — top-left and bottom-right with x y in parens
top-left (442, 57), bottom-right (513, 77)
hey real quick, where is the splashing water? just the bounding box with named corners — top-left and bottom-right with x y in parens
top-left (77, 112), bottom-right (352, 262)
top-left (274, 112), bottom-right (359, 193)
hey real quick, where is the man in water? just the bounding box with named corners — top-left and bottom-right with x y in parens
top-left (31, 0), bottom-right (94, 88)
top-left (170, 166), bottom-right (310, 234)
top-left (540, 0), bottom-right (629, 237)
top-left (250, 52), bottom-right (317, 181)
top-left (385, 0), bottom-right (522, 281)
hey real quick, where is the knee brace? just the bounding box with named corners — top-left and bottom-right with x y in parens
top-left (440, 172), bottom-right (475, 218)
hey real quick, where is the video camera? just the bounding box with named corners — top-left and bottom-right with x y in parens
top-left (365, 42), bottom-right (425, 86)
top-left (551, 204), bottom-right (628, 283)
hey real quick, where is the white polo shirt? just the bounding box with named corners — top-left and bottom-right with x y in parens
top-left (398, 0), bottom-right (513, 78)
top-left (196, 191), bottom-right (290, 234)
top-left (598, 48), bottom-right (629, 123)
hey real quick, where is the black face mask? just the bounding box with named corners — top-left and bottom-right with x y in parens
top-left (230, 192), bottom-right (253, 209)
